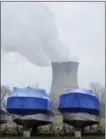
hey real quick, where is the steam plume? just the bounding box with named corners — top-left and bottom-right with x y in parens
top-left (1, 2), bottom-right (71, 66)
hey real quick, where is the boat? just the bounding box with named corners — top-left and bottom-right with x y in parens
top-left (6, 87), bottom-right (54, 129)
top-left (58, 89), bottom-right (100, 137)
top-left (0, 103), bottom-right (8, 124)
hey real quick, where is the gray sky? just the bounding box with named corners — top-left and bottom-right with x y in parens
top-left (1, 2), bottom-right (105, 93)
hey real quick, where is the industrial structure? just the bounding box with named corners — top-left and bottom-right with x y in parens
top-left (50, 61), bottom-right (79, 105)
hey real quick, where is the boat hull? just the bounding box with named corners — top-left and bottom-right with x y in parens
top-left (62, 112), bottom-right (99, 128)
top-left (0, 110), bottom-right (8, 124)
top-left (12, 113), bottom-right (54, 128)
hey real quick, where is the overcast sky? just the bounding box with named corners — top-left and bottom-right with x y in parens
top-left (1, 2), bottom-right (105, 93)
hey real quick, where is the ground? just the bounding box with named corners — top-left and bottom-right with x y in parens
top-left (0, 137), bottom-right (105, 139)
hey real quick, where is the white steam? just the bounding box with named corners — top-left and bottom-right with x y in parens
top-left (1, 2), bottom-right (71, 66)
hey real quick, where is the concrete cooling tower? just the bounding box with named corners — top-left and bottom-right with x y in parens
top-left (50, 61), bottom-right (79, 104)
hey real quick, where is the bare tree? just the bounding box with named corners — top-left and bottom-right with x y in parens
top-left (89, 82), bottom-right (105, 103)
top-left (100, 87), bottom-right (105, 104)
top-left (89, 82), bottom-right (105, 129)
top-left (1, 85), bottom-right (11, 109)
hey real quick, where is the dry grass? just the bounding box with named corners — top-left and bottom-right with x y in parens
top-left (0, 115), bottom-right (105, 137)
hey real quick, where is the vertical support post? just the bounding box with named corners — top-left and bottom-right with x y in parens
top-left (23, 128), bottom-right (30, 137)
top-left (74, 128), bottom-right (81, 138)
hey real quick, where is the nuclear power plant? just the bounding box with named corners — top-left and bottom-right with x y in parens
top-left (50, 61), bottom-right (79, 104)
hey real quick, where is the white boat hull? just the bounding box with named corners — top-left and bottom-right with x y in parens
top-left (62, 112), bottom-right (99, 128)
top-left (12, 113), bottom-right (54, 128)
top-left (0, 112), bottom-right (8, 124)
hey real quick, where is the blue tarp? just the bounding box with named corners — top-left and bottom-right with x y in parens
top-left (58, 89), bottom-right (100, 115)
top-left (6, 87), bottom-right (53, 115)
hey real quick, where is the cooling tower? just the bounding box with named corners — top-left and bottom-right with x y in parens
top-left (50, 61), bottom-right (79, 104)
